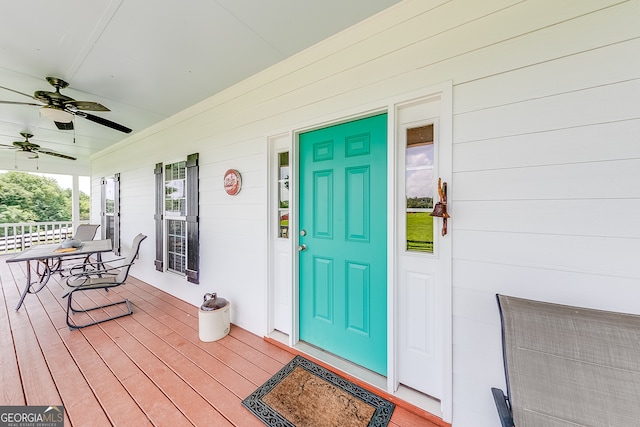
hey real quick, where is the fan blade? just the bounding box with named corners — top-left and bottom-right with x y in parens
top-left (0, 143), bottom-right (16, 149)
top-left (66, 100), bottom-right (110, 111)
top-left (0, 85), bottom-right (39, 101)
top-left (73, 111), bottom-right (132, 133)
top-left (36, 149), bottom-right (76, 161)
top-left (55, 121), bottom-right (74, 130)
top-left (0, 100), bottom-right (42, 107)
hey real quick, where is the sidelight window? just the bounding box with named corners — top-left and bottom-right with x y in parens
top-left (278, 152), bottom-right (290, 238)
top-left (405, 124), bottom-right (434, 253)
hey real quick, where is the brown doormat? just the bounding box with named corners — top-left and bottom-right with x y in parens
top-left (242, 355), bottom-right (395, 427)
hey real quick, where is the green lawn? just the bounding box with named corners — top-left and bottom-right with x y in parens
top-left (406, 212), bottom-right (434, 253)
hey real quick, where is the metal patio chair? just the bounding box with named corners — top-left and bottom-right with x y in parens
top-left (63, 233), bottom-right (147, 330)
top-left (72, 223), bottom-right (101, 241)
top-left (50, 224), bottom-right (101, 276)
top-left (492, 294), bottom-right (640, 427)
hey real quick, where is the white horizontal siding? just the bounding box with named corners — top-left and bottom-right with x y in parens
top-left (454, 158), bottom-right (640, 200)
top-left (455, 259), bottom-right (640, 313)
top-left (454, 119), bottom-right (640, 172)
top-left (455, 229), bottom-right (640, 279)
top-left (90, 0), bottom-right (640, 425)
top-left (454, 38), bottom-right (640, 114)
top-left (454, 79), bottom-right (640, 143)
top-left (447, 0), bottom-right (640, 425)
top-left (455, 198), bottom-right (640, 238)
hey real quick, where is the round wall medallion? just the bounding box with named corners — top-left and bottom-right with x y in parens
top-left (223, 169), bottom-right (242, 195)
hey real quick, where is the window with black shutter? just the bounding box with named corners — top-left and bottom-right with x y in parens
top-left (154, 154), bottom-right (199, 283)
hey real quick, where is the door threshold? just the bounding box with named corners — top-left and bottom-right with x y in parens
top-left (266, 331), bottom-right (443, 421)
top-left (294, 340), bottom-right (387, 389)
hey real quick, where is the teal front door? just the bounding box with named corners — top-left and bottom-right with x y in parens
top-left (299, 113), bottom-right (388, 375)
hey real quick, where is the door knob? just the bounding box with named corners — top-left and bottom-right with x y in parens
top-left (297, 244), bottom-right (307, 252)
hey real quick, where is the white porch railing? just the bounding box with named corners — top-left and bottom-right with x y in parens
top-left (0, 221), bottom-right (80, 254)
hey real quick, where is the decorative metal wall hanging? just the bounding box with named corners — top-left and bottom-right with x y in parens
top-left (430, 177), bottom-right (450, 236)
top-left (223, 169), bottom-right (242, 196)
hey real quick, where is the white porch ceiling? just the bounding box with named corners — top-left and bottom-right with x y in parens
top-left (0, 0), bottom-right (400, 172)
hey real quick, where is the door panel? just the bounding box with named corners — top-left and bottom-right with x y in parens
top-left (313, 257), bottom-right (333, 322)
top-left (299, 113), bottom-right (387, 375)
top-left (346, 261), bottom-right (370, 334)
top-left (346, 166), bottom-right (370, 241)
top-left (313, 171), bottom-right (333, 238)
top-left (396, 94), bottom-right (449, 399)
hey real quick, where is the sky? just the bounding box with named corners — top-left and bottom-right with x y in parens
top-left (405, 144), bottom-right (434, 198)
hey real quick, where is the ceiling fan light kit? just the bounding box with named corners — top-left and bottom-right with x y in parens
top-left (16, 149), bottom-right (38, 159)
top-left (40, 105), bottom-right (74, 123)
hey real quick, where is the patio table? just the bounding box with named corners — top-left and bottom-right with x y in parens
top-left (7, 239), bottom-right (112, 310)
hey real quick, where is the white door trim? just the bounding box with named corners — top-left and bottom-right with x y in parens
top-left (265, 80), bottom-right (453, 422)
top-left (389, 81), bottom-right (453, 421)
top-left (266, 132), bottom-right (294, 343)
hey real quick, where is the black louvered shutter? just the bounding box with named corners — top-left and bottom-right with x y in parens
top-left (154, 163), bottom-right (164, 271)
top-left (185, 153), bottom-right (199, 283)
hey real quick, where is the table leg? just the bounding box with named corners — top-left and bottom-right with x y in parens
top-left (34, 259), bottom-right (52, 290)
top-left (15, 260), bottom-right (32, 311)
top-left (15, 259), bottom-right (52, 311)
top-left (96, 252), bottom-right (105, 270)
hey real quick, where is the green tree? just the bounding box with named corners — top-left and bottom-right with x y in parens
top-left (406, 196), bottom-right (434, 209)
top-left (0, 171), bottom-right (90, 223)
top-left (0, 204), bottom-right (37, 223)
top-left (79, 191), bottom-right (90, 220)
top-left (0, 172), bottom-right (70, 221)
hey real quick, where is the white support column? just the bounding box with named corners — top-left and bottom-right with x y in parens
top-left (72, 174), bottom-right (80, 231)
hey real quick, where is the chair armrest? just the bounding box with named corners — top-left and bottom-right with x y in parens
top-left (65, 261), bottom-right (134, 287)
top-left (491, 388), bottom-right (514, 427)
top-left (68, 257), bottom-right (125, 270)
top-left (67, 257), bottom-right (126, 275)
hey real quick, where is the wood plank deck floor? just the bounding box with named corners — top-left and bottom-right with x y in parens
top-left (0, 254), bottom-right (443, 427)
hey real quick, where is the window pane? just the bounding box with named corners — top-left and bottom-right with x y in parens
top-left (278, 152), bottom-right (289, 238)
top-left (165, 161), bottom-right (186, 216)
top-left (167, 219), bottom-right (186, 274)
top-left (105, 177), bottom-right (115, 214)
top-left (406, 125), bottom-right (434, 253)
top-left (165, 161), bottom-right (187, 275)
top-left (106, 214), bottom-right (114, 241)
